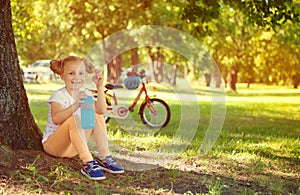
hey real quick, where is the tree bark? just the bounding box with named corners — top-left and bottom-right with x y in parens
top-left (107, 55), bottom-right (122, 83)
top-left (172, 64), bottom-right (178, 86)
top-left (292, 74), bottom-right (299, 89)
top-left (147, 47), bottom-right (164, 83)
top-left (0, 0), bottom-right (42, 150)
top-left (230, 70), bottom-right (238, 92)
top-left (131, 48), bottom-right (139, 72)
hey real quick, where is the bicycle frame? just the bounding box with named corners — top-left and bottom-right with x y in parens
top-left (98, 71), bottom-right (171, 127)
top-left (128, 82), bottom-right (150, 112)
top-left (105, 78), bottom-right (150, 113)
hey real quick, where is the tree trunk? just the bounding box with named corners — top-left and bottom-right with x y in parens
top-left (230, 70), bottom-right (238, 92)
top-left (155, 52), bottom-right (164, 83)
top-left (184, 63), bottom-right (189, 78)
top-left (247, 79), bottom-right (251, 88)
top-left (292, 74), bottom-right (299, 89)
top-left (214, 71), bottom-right (222, 88)
top-left (204, 73), bottom-right (211, 87)
top-left (147, 47), bottom-right (163, 83)
top-left (103, 37), bottom-right (123, 83)
top-left (107, 55), bottom-right (122, 83)
top-left (131, 48), bottom-right (139, 72)
top-left (0, 0), bottom-right (42, 150)
top-left (171, 64), bottom-right (178, 86)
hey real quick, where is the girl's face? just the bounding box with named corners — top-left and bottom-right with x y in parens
top-left (60, 60), bottom-right (87, 92)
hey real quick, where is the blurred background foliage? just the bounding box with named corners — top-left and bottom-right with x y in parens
top-left (10, 0), bottom-right (300, 89)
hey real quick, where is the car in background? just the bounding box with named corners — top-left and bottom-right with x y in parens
top-left (23, 60), bottom-right (57, 82)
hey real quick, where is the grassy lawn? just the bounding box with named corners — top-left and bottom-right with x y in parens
top-left (22, 81), bottom-right (300, 194)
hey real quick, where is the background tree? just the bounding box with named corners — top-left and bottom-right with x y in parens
top-left (206, 6), bottom-right (260, 90)
top-left (182, 0), bottom-right (299, 90)
top-left (11, 0), bottom-right (300, 89)
top-left (276, 19), bottom-right (300, 88)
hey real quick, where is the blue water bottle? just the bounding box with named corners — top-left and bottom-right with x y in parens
top-left (80, 89), bottom-right (95, 129)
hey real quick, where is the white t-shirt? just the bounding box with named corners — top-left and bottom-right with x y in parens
top-left (42, 87), bottom-right (79, 144)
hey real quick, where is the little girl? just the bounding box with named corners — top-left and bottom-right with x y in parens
top-left (42, 56), bottom-right (124, 180)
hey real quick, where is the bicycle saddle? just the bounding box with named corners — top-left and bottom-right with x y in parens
top-left (105, 83), bottom-right (124, 90)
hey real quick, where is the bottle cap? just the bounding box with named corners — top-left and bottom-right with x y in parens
top-left (80, 88), bottom-right (93, 96)
top-left (85, 89), bottom-right (93, 96)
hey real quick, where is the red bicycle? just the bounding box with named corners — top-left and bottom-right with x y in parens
top-left (92, 70), bottom-right (171, 128)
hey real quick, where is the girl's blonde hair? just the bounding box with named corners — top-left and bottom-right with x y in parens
top-left (50, 56), bottom-right (95, 75)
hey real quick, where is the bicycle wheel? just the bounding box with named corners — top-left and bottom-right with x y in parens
top-left (139, 98), bottom-right (171, 128)
top-left (104, 96), bottom-right (111, 123)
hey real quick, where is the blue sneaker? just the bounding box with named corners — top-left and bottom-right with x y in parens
top-left (81, 160), bottom-right (106, 180)
top-left (96, 156), bottom-right (124, 174)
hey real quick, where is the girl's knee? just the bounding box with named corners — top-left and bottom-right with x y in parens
top-left (65, 115), bottom-right (81, 129)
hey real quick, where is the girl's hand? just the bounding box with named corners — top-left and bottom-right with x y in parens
top-left (51, 90), bottom-right (88, 125)
top-left (93, 69), bottom-right (104, 89)
top-left (73, 90), bottom-right (88, 107)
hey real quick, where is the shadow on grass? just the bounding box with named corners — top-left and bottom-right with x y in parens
top-left (0, 149), bottom-right (288, 195)
top-left (219, 102), bottom-right (300, 163)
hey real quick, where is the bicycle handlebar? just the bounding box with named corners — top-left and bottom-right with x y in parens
top-left (127, 69), bottom-right (146, 79)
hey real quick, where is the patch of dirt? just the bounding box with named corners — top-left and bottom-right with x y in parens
top-left (0, 150), bottom-right (299, 194)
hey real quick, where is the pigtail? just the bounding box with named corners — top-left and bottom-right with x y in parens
top-left (50, 60), bottom-right (64, 75)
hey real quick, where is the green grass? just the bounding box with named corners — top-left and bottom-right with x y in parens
top-left (24, 82), bottom-right (300, 194)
